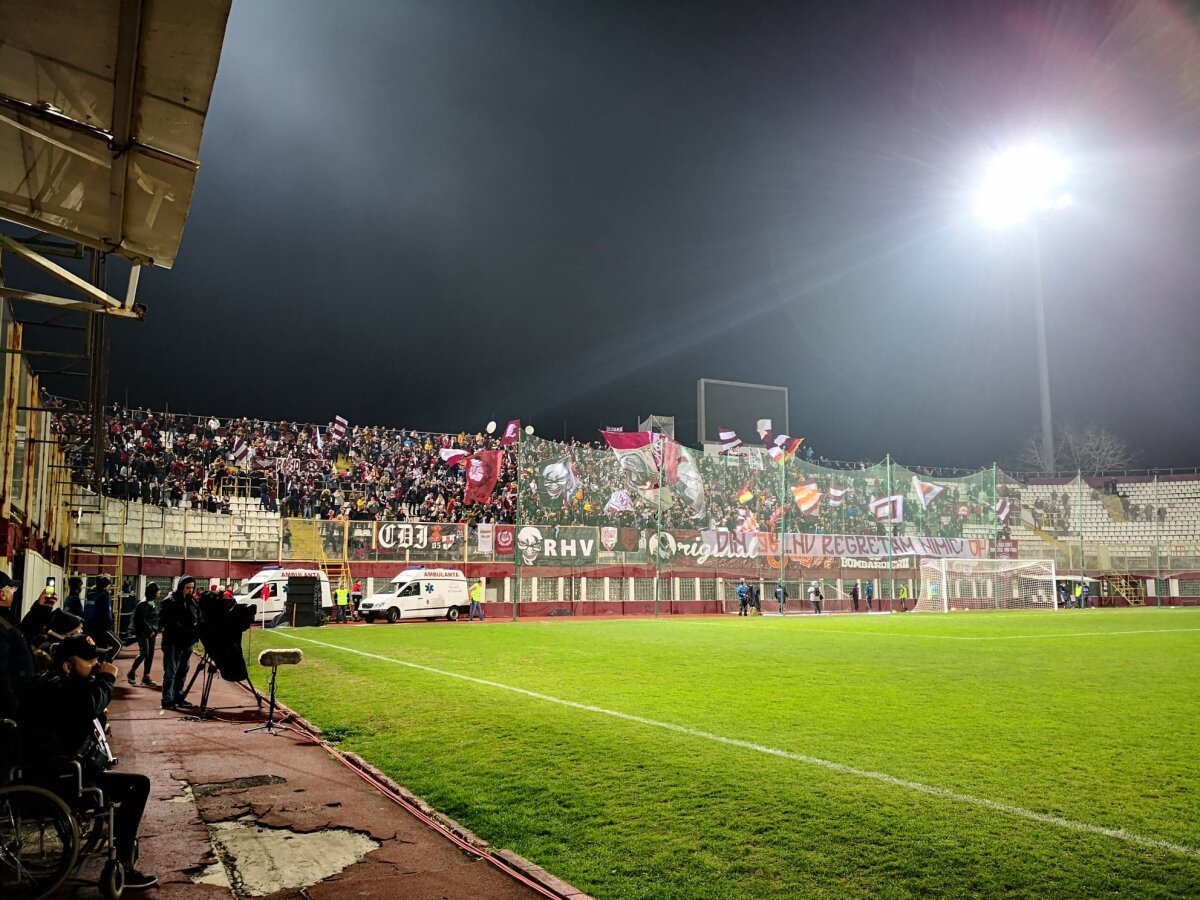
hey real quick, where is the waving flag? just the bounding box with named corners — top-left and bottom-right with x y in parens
top-left (737, 483), bottom-right (754, 504)
top-left (440, 447), bottom-right (468, 466)
top-left (870, 494), bottom-right (905, 523)
top-left (827, 485), bottom-right (847, 507)
top-left (330, 415), bottom-right (348, 441)
top-left (912, 476), bottom-right (946, 511)
top-left (994, 498), bottom-right (1012, 523)
top-left (718, 427), bottom-right (743, 454)
top-left (604, 490), bottom-right (634, 514)
top-left (763, 430), bottom-right (804, 463)
top-left (500, 419), bottom-right (522, 446)
top-left (536, 457), bottom-right (581, 506)
top-left (602, 430), bottom-right (665, 501)
top-left (791, 480), bottom-right (822, 515)
top-left (462, 450), bottom-right (503, 504)
top-left (231, 437), bottom-right (249, 464)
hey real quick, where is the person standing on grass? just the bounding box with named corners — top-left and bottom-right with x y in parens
top-left (334, 583), bottom-right (350, 623)
top-left (865, 580), bottom-right (874, 611)
top-left (736, 579), bottom-right (750, 616)
top-left (850, 582), bottom-right (860, 612)
top-left (351, 580), bottom-right (364, 621)
top-left (1073, 582), bottom-right (1082, 608)
top-left (898, 584), bottom-right (909, 611)
top-left (808, 581), bottom-right (823, 614)
top-left (1080, 580), bottom-right (1090, 609)
top-left (469, 580), bottom-right (485, 621)
top-left (775, 582), bottom-right (788, 615)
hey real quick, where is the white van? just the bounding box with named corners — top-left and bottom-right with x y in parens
top-left (360, 568), bottom-right (469, 623)
top-left (235, 567), bottom-right (332, 619)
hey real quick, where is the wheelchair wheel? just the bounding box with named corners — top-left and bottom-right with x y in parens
top-left (0, 784), bottom-right (81, 900)
top-left (99, 858), bottom-right (125, 899)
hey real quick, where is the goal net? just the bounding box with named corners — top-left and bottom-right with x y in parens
top-left (916, 558), bottom-right (1057, 612)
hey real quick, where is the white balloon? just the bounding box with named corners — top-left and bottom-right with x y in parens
top-left (486, 421), bottom-right (497, 434)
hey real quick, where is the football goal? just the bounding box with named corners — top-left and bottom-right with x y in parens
top-left (916, 558), bottom-right (1058, 612)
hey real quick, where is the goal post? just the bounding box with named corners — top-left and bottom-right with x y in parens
top-left (915, 558), bottom-right (1058, 612)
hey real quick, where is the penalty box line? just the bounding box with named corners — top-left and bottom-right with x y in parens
top-left (287, 634), bottom-right (1200, 861)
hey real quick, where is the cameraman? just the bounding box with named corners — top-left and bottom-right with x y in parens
top-left (18, 634), bottom-right (158, 890)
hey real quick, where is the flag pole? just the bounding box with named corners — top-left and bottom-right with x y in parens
top-left (778, 447), bottom-right (787, 612)
top-left (886, 454), bottom-right (894, 606)
top-left (654, 437), bottom-right (662, 619)
top-left (513, 428), bottom-right (521, 622)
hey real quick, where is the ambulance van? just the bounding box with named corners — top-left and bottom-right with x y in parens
top-left (360, 567), bottom-right (469, 623)
top-left (234, 566), bottom-right (332, 620)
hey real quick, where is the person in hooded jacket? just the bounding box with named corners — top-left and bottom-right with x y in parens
top-left (159, 575), bottom-right (199, 709)
top-left (62, 575), bottom-right (84, 617)
top-left (127, 583), bottom-right (160, 686)
top-left (82, 576), bottom-right (118, 654)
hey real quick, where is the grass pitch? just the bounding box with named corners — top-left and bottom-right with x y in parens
top-left (255, 608), bottom-right (1200, 898)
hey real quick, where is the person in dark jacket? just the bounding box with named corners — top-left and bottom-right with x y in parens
top-left (82, 576), bottom-right (117, 653)
top-left (159, 575), bottom-right (199, 709)
top-left (19, 581), bottom-right (59, 645)
top-left (18, 634), bottom-right (158, 890)
top-left (127, 584), bottom-right (160, 686)
top-left (63, 576), bottom-right (84, 617)
top-left (0, 571), bottom-right (35, 719)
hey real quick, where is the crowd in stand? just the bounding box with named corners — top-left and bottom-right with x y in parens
top-left (49, 398), bottom-right (519, 524)
top-left (43, 396), bottom-right (1022, 534)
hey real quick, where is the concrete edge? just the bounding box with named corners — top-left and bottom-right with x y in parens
top-left (268, 698), bottom-right (594, 900)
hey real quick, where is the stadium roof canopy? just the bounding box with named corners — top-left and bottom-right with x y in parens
top-left (0, 0), bottom-right (231, 317)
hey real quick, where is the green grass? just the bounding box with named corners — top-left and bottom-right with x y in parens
top-left (252, 608), bottom-right (1200, 898)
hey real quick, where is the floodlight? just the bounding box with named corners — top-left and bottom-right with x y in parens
top-left (972, 142), bottom-right (1072, 229)
top-left (486, 421), bottom-right (497, 434)
top-left (524, 425), bottom-right (535, 435)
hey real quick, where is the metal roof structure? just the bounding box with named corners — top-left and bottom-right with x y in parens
top-left (0, 0), bottom-right (232, 271)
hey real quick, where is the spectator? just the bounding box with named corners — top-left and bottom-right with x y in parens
top-left (127, 584), bottom-right (160, 686)
top-left (18, 634), bottom-right (158, 890)
top-left (159, 576), bottom-right (199, 710)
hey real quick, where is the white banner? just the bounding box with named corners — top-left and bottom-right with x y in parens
top-left (476, 523), bottom-right (494, 554)
top-left (700, 531), bottom-right (989, 560)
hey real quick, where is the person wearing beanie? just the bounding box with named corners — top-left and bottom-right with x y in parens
top-left (63, 575), bottom-right (84, 617)
top-left (159, 575), bottom-right (199, 709)
top-left (127, 583), bottom-right (161, 686)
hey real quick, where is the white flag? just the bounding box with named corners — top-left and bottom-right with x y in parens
top-left (717, 427), bottom-right (743, 454)
top-left (870, 494), bottom-right (904, 523)
top-left (912, 476), bottom-right (945, 511)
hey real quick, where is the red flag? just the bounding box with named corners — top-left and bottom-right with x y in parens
top-left (462, 450), bottom-right (503, 504)
top-left (500, 419), bottom-right (522, 446)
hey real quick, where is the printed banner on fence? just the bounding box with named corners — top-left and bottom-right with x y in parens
top-left (699, 531), bottom-right (990, 560)
top-left (476, 523), bottom-right (494, 554)
top-left (373, 522), bottom-right (464, 554)
top-left (514, 526), bottom-right (600, 566)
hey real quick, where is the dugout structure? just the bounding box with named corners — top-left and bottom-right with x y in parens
top-left (916, 558), bottom-right (1058, 612)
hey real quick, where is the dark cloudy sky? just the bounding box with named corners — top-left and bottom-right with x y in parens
top-left (103, 0), bottom-right (1200, 468)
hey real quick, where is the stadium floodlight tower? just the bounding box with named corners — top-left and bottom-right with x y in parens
top-left (972, 140), bottom-right (1072, 473)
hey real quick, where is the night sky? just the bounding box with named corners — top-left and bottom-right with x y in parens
top-left (102, 0), bottom-right (1200, 468)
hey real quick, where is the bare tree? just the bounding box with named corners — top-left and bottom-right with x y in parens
top-left (1017, 424), bottom-right (1137, 474)
top-left (1059, 423), bottom-right (1138, 475)
top-left (1017, 432), bottom-right (1060, 473)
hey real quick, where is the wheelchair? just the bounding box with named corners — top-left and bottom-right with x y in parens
top-left (0, 718), bottom-right (135, 900)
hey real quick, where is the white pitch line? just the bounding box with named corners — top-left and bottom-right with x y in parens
top-left (287, 634), bottom-right (1200, 860)
top-left (672, 620), bottom-right (1200, 641)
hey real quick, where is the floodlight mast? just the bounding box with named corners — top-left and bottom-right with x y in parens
top-left (973, 141), bottom-right (1072, 473)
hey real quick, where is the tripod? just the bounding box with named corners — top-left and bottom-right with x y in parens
top-left (183, 651), bottom-right (263, 719)
top-left (245, 664), bottom-right (286, 735)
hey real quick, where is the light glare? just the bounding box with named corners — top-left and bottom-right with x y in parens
top-left (973, 143), bottom-right (1072, 228)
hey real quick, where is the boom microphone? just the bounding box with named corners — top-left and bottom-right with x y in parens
top-left (258, 649), bottom-right (304, 667)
